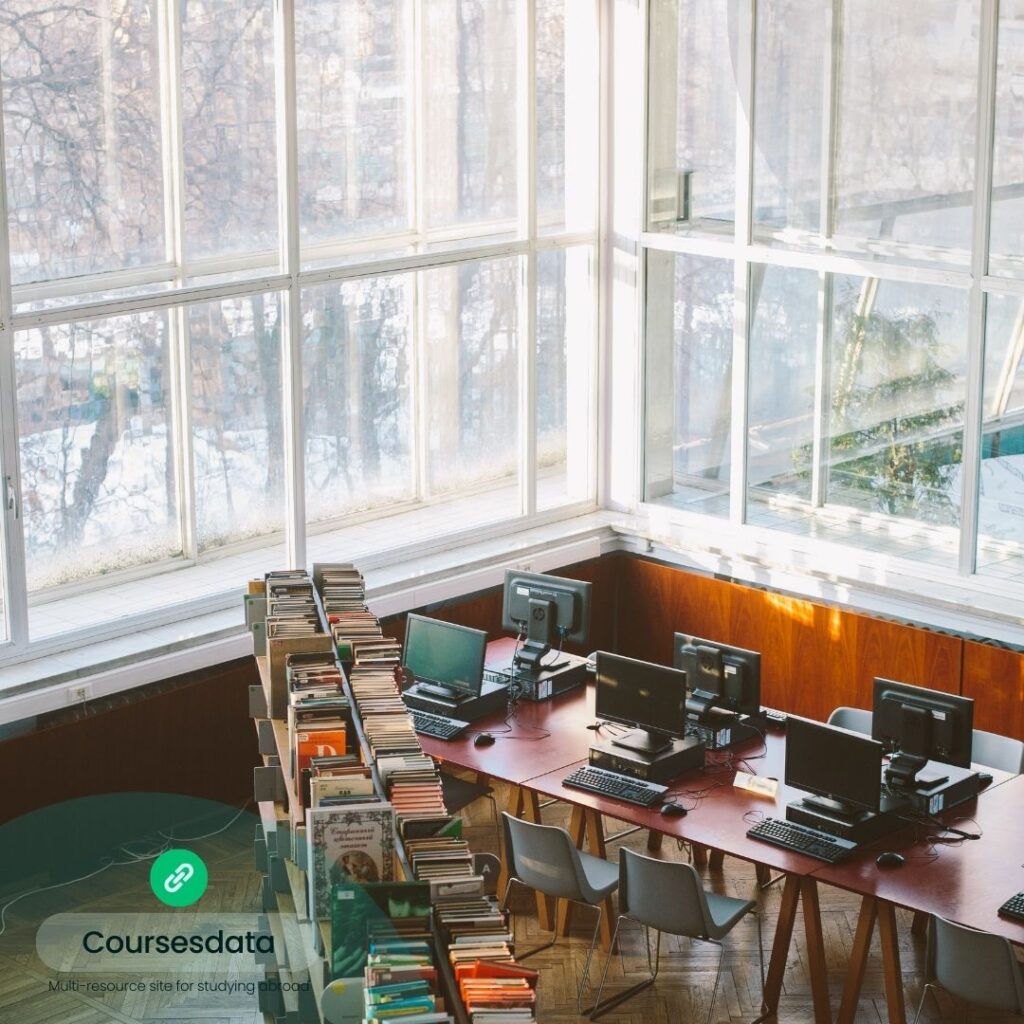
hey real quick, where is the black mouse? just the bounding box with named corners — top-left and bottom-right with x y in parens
top-left (978, 771), bottom-right (994, 786)
top-left (473, 733), bottom-right (496, 748)
top-left (876, 851), bottom-right (905, 868)
top-left (660, 802), bottom-right (687, 817)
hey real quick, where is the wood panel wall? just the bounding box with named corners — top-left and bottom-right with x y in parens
top-left (615, 557), bottom-right (964, 727)
top-left (962, 640), bottom-right (1024, 741)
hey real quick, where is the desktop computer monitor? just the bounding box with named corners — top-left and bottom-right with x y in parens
top-left (403, 614), bottom-right (488, 702)
top-left (785, 716), bottom-right (884, 817)
top-left (872, 678), bottom-right (974, 786)
top-left (502, 569), bottom-right (592, 671)
top-left (594, 651), bottom-right (689, 756)
top-left (673, 633), bottom-right (761, 718)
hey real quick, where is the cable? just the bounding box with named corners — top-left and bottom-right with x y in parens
top-left (159, 800), bottom-right (253, 842)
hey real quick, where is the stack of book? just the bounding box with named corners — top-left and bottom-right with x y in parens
top-left (333, 612), bottom-right (386, 660)
top-left (316, 563), bottom-right (368, 620)
top-left (266, 570), bottom-right (320, 637)
top-left (405, 836), bottom-right (483, 898)
top-left (438, 897), bottom-right (516, 977)
top-left (308, 755), bottom-right (375, 808)
top-left (456, 961), bottom-right (538, 1023)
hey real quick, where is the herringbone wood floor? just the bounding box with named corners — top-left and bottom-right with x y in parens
top-left (0, 788), bottom-right (1019, 1023)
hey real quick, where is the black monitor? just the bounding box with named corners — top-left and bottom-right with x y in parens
top-left (872, 678), bottom-right (974, 787)
top-left (402, 614), bottom-right (487, 702)
top-left (673, 633), bottom-right (761, 719)
top-left (785, 716), bottom-right (884, 817)
top-left (594, 651), bottom-right (689, 756)
top-left (502, 569), bottom-right (592, 672)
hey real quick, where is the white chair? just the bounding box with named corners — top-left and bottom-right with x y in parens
top-left (591, 848), bottom-right (764, 1023)
top-left (912, 915), bottom-right (1024, 1022)
top-left (826, 706), bottom-right (873, 735)
top-left (500, 812), bottom-right (618, 1013)
top-left (971, 728), bottom-right (1024, 775)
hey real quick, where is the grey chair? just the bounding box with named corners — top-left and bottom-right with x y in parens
top-left (500, 812), bottom-right (618, 1013)
top-left (826, 706), bottom-right (873, 735)
top-left (591, 848), bottom-right (764, 1023)
top-left (971, 728), bottom-right (1024, 775)
top-left (912, 915), bottom-right (1024, 1023)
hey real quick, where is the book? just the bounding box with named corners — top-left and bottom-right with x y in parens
top-left (308, 802), bottom-right (396, 918)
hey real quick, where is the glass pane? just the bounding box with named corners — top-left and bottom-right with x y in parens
top-left (747, 266), bottom-right (818, 515)
top-left (536, 0), bottom-right (598, 235)
top-left (644, 251), bottom-right (734, 515)
top-left (181, 0), bottom-right (278, 266)
top-left (990, 0), bottom-right (1024, 278)
top-left (16, 313), bottom-right (181, 594)
top-left (296, 0), bottom-right (409, 249)
top-left (0, 0), bottom-right (164, 285)
top-left (190, 295), bottom-right (285, 552)
top-left (753, 0), bottom-right (827, 239)
top-left (826, 276), bottom-right (968, 563)
top-left (423, 0), bottom-right (518, 232)
top-left (647, 0), bottom-right (737, 235)
top-left (537, 247), bottom-right (594, 510)
top-left (303, 276), bottom-right (414, 523)
top-left (976, 293), bottom-right (1024, 575)
top-left (422, 258), bottom-right (519, 499)
top-left (834, 2), bottom-right (979, 260)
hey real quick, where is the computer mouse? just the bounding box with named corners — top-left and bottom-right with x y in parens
top-left (978, 771), bottom-right (994, 787)
top-left (660, 802), bottom-right (687, 817)
top-left (876, 851), bottom-right (905, 868)
top-left (473, 733), bottom-right (496, 748)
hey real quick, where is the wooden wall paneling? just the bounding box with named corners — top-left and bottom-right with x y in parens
top-left (962, 640), bottom-right (1024, 741)
top-left (614, 556), bottom-right (963, 724)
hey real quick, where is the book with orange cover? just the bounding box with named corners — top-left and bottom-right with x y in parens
top-left (459, 961), bottom-right (538, 987)
top-left (296, 728), bottom-right (347, 775)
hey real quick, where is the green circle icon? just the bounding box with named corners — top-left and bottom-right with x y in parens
top-left (150, 850), bottom-right (208, 907)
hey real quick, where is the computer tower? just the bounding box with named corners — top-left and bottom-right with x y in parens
top-left (588, 735), bottom-right (705, 784)
top-left (402, 677), bottom-right (508, 722)
top-left (482, 652), bottom-right (590, 702)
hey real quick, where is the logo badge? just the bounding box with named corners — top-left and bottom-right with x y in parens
top-left (150, 850), bottom-right (208, 907)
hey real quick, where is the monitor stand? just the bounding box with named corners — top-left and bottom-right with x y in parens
top-left (610, 727), bottom-right (673, 757)
top-left (415, 682), bottom-right (470, 703)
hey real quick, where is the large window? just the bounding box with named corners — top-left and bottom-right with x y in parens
top-left (0, 0), bottom-right (598, 658)
top-left (644, 0), bottom-right (1024, 582)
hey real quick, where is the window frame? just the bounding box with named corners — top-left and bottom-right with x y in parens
top-left (0, 0), bottom-right (601, 666)
top-left (637, 0), bottom-right (1021, 597)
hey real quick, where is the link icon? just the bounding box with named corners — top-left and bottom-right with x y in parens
top-left (150, 850), bottom-right (208, 907)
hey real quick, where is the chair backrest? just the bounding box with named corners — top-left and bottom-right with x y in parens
top-left (501, 812), bottom-right (594, 902)
top-left (619, 848), bottom-right (713, 939)
top-left (971, 728), bottom-right (1024, 775)
top-left (928, 916), bottom-right (1024, 1013)
top-left (826, 706), bottom-right (873, 735)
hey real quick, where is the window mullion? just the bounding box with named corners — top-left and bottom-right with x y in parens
top-left (960, 0), bottom-right (1000, 577)
top-left (730, 0), bottom-right (756, 526)
top-left (517, 0), bottom-right (537, 517)
top-left (0, 108), bottom-right (30, 649)
top-left (161, 0), bottom-right (197, 563)
top-left (411, 0), bottom-right (428, 502)
top-left (275, 0), bottom-right (306, 570)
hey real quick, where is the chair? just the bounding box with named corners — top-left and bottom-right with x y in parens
top-left (500, 812), bottom-right (618, 1013)
top-left (591, 848), bottom-right (764, 1023)
top-left (826, 706), bottom-right (873, 735)
top-left (912, 915), bottom-right (1024, 1023)
top-left (971, 729), bottom-right (1024, 775)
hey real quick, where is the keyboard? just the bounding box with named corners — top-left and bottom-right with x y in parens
top-left (746, 817), bottom-right (857, 863)
top-left (563, 765), bottom-right (668, 807)
top-left (410, 709), bottom-right (470, 741)
top-left (998, 891), bottom-right (1024, 923)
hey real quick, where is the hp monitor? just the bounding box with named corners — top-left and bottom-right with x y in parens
top-left (674, 633), bottom-right (761, 719)
top-left (502, 569), bottom-right (592, 672)
top-left (403, 614), bottom-right (487, 702)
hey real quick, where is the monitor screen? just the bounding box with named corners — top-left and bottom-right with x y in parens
top-left (673, 633), bottom-right (761, 717)
top-left (785, 716), bottom-right (883, 814)
top-left (403, 615), bottom-right (487, 698)
top-left (872, 678), bottom-right (974, 769)
top-left (594, 652), bottom-right (689, 740)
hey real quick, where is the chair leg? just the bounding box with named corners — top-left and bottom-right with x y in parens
top-left (502, 877), bottom-right (556, 960)
top-left (705, 940), bottom-right (726, 1024)
top-left (911, 981), bottom-right (936, 1024)
top-left (577, 904), bottom-right (604, 1014)
top-left (755, 911), bottom-right (765, 990)
top-left (590, 919), bottom-right (661, 1021)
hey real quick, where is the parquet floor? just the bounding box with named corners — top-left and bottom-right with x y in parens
top-left (0, 790), bottom-right (1019, 1023)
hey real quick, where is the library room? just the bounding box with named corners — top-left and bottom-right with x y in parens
top-left (0, 3), bottom-right (1022, 1023)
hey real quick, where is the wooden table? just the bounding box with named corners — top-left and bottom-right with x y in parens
top-left (811, 772), bottom-right (1024, 1024)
